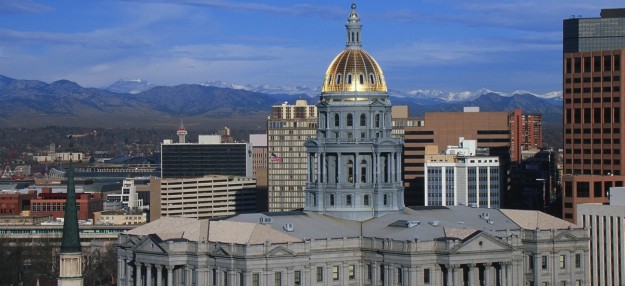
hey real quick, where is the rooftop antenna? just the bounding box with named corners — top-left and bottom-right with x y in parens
top-left (177, 119), bottom-right (188, 143)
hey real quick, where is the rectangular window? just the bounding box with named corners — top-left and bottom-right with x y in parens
top-left (252, 274), bottom-right (260, 286)
top-left (529, 255), bottom-right (534, 270)
top-left (294, 271), bottom-right (301, 286)
top-left (542, 256), bottom-right (548, 270)
top-left (559, 254), bottom-right (566, 268)
top-left (575, 253), bottom-right (582, 268)
top-left (316, 267), bottom-right (323, 282)
top-left (348, 265), bottom-right (355, 280)
top-left (397, 267), bottom-right (403, 284)
top-left (332, 266), bottom-right (339, 281)
top-left (424, 268), bottom-right (431, 284)
top-left (367, 264), bottom-right (373, 281)
top-left (274, 272), bottom-right (281, 286)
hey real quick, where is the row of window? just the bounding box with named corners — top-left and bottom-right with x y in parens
top-left (565, 54), bottom-right (621, 74)
top-left (565, 107), bottom-right (621, 124)
top-left (320, 112), bottom-right (383, 128)
top-left (564, 148), bottom-right (621, 155)
top-left (528, 253), bottom-right (582, 271)
top-left (565, 75), bottom-right (620, 84)
top-left (564, 86), bottom-right (621, 94)
top-left (565, 128), bottom-right (620, 134)
top-left (565, 95), bottom-right (620, 104)
top-left (327, 72), bottom-right (381, 86)
top-left (565, 138), bottom-right (620, 144)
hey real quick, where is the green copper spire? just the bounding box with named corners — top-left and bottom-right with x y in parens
top-left (60, 140), bottom-right (81, 253)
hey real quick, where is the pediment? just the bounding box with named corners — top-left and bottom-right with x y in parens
top-left (369, 100), bottom-right (386, 107)
top-left (304, 139), bottom-right (319, 147)
top-left (209, 245), bottom-right (232, 257)
top-left (132, 234), bottom-right (167, 255)
top-left (554, 231), bottom-right (578, 241)
top-left (119, 234), bottom-right (141, 248)
top-left (266, 245), bottom-right (296, 258)
top-left (450, 232), bottom-right (513, 254)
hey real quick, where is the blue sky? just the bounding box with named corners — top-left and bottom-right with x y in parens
top-left (0, 0), bottom-right (622, 93)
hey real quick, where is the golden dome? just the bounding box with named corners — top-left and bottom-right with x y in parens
top-left (321, 3), bottom-right (387, 94)
top-left (321, 48), bottom-right (387, 93)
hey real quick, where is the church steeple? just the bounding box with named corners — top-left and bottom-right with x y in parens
top-left (58, 136), bottom-right (83, 285)
top-left (345, 3), bottom-right (362, 48)
top-left (60, 156), bottom-right (80, 253)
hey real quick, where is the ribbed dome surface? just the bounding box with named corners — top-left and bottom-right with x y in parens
top-left (321, 48), bottom-right (387, 93)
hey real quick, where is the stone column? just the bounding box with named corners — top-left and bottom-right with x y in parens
top-left (505, 262), bottom-right (512, 286)
top-left (186, 266), bottom-right (193, 286)
top-left (118, 258), bottom-right (125, 286)
top-left (166, 266), bottom-right (173, 286)
top-left (126, 260), bottom-right (133, 286)
top-left (409, 266), bottom-right (417, 286)
top-left (446, 265), bottom-right (454, 286)
top-left (337, 152), bottom-right (342, 184)
top-left (467, 264), bottom-right (477, 286)
top-left (483, 263), bottom-right (491, 286)
top-left (156, 265), bottom-right (163, 286)
top-left (135, 263), bottom-right (142, 286)
top-left (146, 264), bottom-right (152, 286)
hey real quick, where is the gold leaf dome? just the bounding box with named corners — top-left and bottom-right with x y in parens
top-left (321, 49), bottom-right (387, 93)
top-left (321, 3), bottom-right (387, 94)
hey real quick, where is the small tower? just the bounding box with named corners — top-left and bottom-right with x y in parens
top-left (58, 137), bottom-right (83, 286)
top-left (177, 119), bottom-right (188, 143)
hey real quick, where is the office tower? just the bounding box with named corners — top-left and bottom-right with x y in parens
top-left (510, 108), bottom-right (543, 163)
top-left (267, 99), bottom-right (317, 212)
top-left (562, 8), bottom-right (625, 222)
top-left (160, 136), bottom-right (252, 179)
top-left (424, 138), bottom-right (501, 208)
top-left (250, 134), bottom-right (269, 211)
top-left (403, 108), bottom-right (511, 206)
top-left (578, 187), bottom-right (625, 286)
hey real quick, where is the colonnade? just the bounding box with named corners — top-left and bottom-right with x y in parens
top-left (442, 262), bottom-right (516, 286)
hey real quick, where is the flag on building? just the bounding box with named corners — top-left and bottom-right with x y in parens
top-left (271, 153), bottom-right (282, 162)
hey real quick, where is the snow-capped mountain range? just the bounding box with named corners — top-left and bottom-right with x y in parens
top-left (104, 79), bottom-right (562, 103)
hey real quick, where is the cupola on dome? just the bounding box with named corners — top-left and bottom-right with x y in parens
top-left (321, 3), bottom-right (387, 94)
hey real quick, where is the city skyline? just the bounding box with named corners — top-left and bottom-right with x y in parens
top-left (0, 0), bottom-right (622, 94)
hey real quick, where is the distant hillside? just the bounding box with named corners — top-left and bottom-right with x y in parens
top-left (0, 75), bottom-right (563, 147)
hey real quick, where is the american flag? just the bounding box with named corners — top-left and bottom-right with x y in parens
top-left (270, 153), bottom-right (282, 162)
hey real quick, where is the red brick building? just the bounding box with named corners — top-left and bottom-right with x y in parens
top-left (0, 190), bottom-right (37, 215)
top-left (30, 188), bottom-right (103, 220)
top-left (510, 108), bottom-right (543, 163)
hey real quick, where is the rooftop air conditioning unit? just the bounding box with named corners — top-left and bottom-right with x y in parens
top-left (283, 223), bottom-right (294, 232)
top-left (259, 217), bottom-right (273, 224)
top-left (481, 212), bottom-right (490, 220)
top-left (406, 220), bottom-right (420, 228)
top-left (429, 221), bottom-right (440, 227)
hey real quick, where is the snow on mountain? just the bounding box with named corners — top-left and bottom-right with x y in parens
top-left (395, 88), bottom-right (562, 103)
top-left (104, 79), bottom-right (156, 94)
top-left (200, 81), bottom-right (319, 97)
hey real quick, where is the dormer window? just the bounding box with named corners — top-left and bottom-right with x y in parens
top-left (347, 74), bottom-right (352, 84)
top-left (359, 74), bottom-right (364, 85)
top-left (336, 74), bottom-right (342, 85)
top-left (369, 74), bottom-right (375, 84)
top-left (327, 75), bottom-right (333, 85)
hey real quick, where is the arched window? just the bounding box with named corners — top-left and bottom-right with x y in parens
top-left (347, 114), bottom-right (353, 127)
top-left (375, 114), bottom-right (380, 128)
top-left (364, 195), bottom-right (370, 206)
top-left (330, 194), bottom-right (335, 206)
top-left (346, 195), bottom-right (352, 206)
top-left (359, 74), bottom-right (364, 84)
top-left (334, 114), bottom-right (340, 127)
top-left (347, 74), bottom-right (352, 84)
top-left (383, 194), bottom-right (388, 206)
top-left (311, 193), bottom-right (317, 207)
top-left (336, 74), bottom-right (342, 84)
top-left (360, 114), bottom-right (366, 126)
